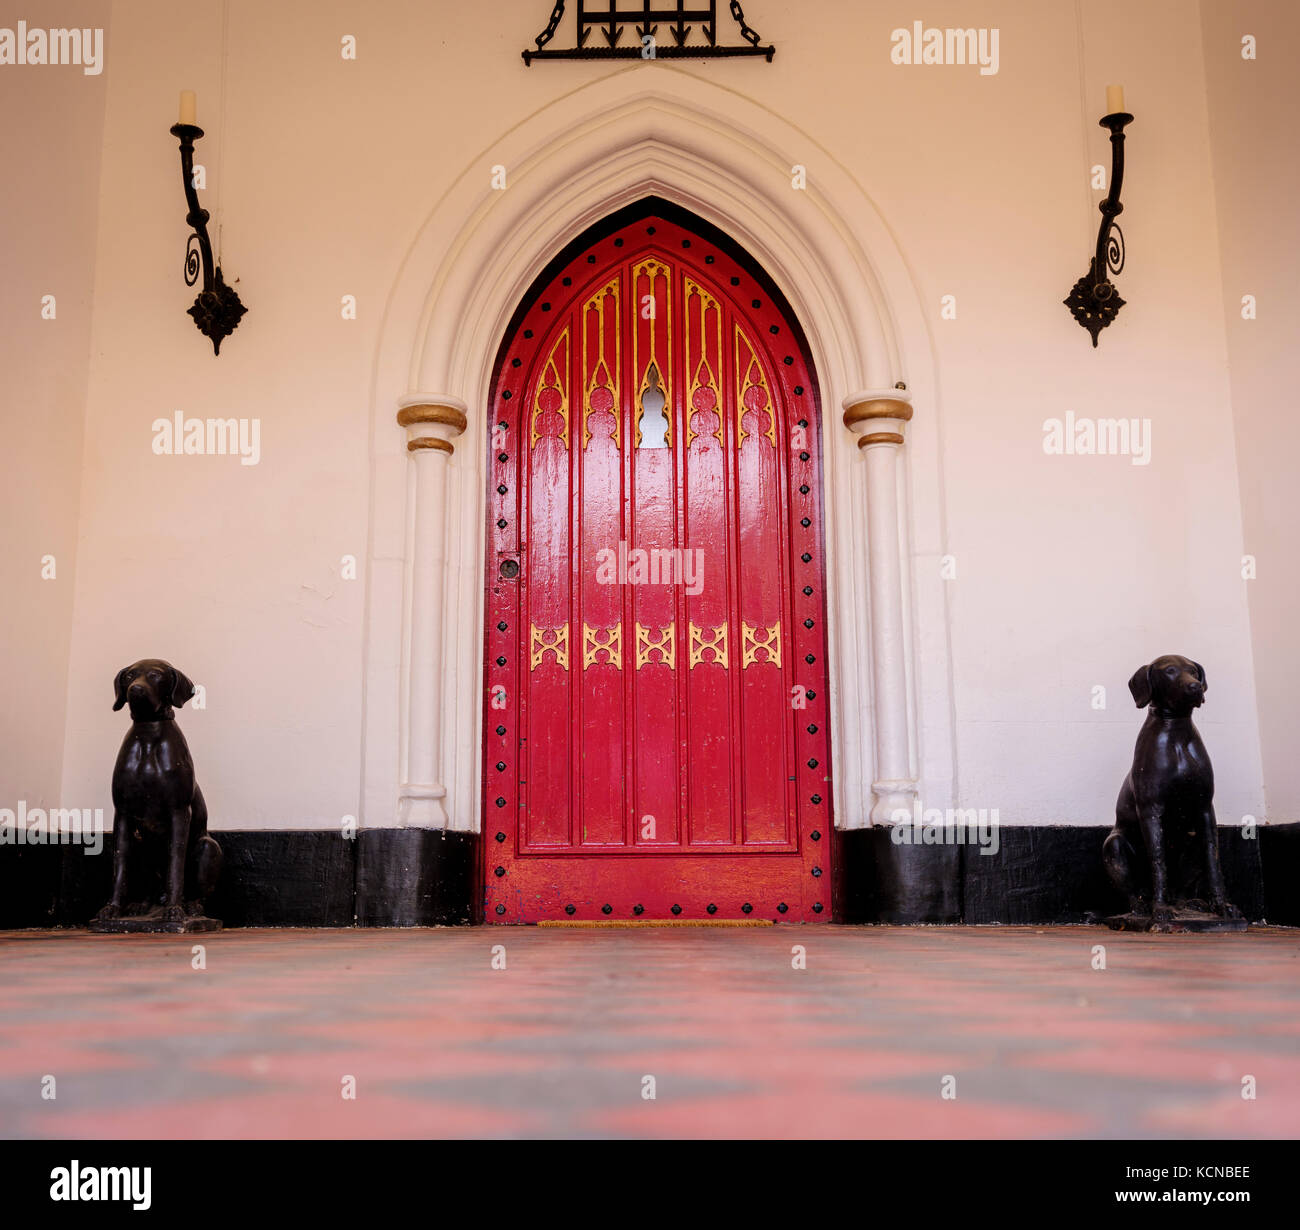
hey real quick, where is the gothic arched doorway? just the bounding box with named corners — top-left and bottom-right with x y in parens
top-left (482, 200), bottom-right (833, 922)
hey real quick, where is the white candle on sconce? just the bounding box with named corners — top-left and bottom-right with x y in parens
top-left (1106, 84), bottom-right (1125, 115)
top-left (179, 90), bottom-right (197, 126)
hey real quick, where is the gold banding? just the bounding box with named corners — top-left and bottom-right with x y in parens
top-left (857, 431), bottom-right (905, 448)
top-left (407, 437), bottom-right (454, 454)
top-left (842, 398), bottom-right (914, 429)
top-left (397, 404), bottom-right (468, 434)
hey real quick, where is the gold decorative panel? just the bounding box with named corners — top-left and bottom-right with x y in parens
top-left (735, 326), bottom-right (775, 448)
top-left (635, 622), bottom-right (676, 670)
top-left (633, 258), bottom-right (673, 447)
top-left (582, 280), bottom-right (620, 449)
top-left (530, 623), bottom-right (569, 670)
top-left (531, 328), bottom-right (571, 450)
top-left (684, 277), bottom-right (723, 447)
top-left (742, 621), bottom-right (782, 668)
top-left (582, 622), bottom-right (623, 669)
top-left (689, 622), bottom-right (729, 669)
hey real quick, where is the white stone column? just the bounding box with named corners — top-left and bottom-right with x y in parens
top-left (396, 395), bottom-right (467, 828)
top-left (842, 390), bottom-right (919, 826)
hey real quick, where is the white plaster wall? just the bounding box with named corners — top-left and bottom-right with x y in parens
top-left (50, 0), bottom-right (1265, 830)
top-left (1201, 0), bottom-right (1300, 826)
top-left (0, 0), bottom-right (108, 814)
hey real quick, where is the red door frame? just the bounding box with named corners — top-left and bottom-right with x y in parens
top-left (481, 200), bottom-right (834, 923)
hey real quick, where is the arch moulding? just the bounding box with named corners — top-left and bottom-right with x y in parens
top-left (362, 65), bottom-right (956, 844)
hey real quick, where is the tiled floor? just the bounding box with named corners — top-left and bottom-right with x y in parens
top-left (2, 925), bottom-right (1297, 1138)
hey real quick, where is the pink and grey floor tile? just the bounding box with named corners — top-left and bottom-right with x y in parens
top-left (1, 925), bottom-right (1297, 1138)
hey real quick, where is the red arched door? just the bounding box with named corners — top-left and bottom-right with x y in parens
top-left (483, 204), bottom-right (833, 922)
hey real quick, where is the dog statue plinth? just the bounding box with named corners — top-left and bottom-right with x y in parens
top-left (89, 659), bottom-right (223, 935)
top-left (90, 908), bottom-right (222, 935)
top-left (1103, 654), bottom-right (1246, 934)
top-left (1106, 908), bottom-right (1246, 935)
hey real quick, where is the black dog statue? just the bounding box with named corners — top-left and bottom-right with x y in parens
top-left (1103, 654), bottom-right (1245, 932)
top-left (90, 659), bottom-right (223, 933)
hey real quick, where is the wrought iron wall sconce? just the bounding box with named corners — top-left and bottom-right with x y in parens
top-left (169, 93), bottom-right (245, 355)
top-left (1065, 95), bottom-right (1134, 347)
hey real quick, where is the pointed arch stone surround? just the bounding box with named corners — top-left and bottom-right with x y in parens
top-left (359, 67), bottom-right (956, 923)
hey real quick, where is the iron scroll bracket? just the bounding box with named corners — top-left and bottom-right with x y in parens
top-left (522, 1), bottom-right (774, 64)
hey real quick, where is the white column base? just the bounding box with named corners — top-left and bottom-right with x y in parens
top-left (870, 779), bottom-right (921, 826)
top-left (398, 785), bottom-right (450, 828)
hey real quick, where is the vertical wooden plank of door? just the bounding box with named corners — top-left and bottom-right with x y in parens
top-left (524, 324), bottom-right (574, 851)
top-left (578, 278), bottom-right (625, 847)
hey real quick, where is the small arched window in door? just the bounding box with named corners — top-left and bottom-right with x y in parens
top-left (637, 362), bottom-right (669, 449)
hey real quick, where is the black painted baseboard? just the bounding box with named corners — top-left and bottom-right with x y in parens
top-left (355, 828), bottom-right (477, 926)
top-left (0, 829), bottom-right (480, 930)
top-left (1260, 823), bottom-right (1300, 926)
top-left (1, 824), bottom-right (1295, 928)
top-left (837, 824), bottom-right (1282, 924)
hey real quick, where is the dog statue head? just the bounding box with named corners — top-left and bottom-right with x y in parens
top-left (1128, 654), bottom-right (1206, 717)
top-left (112, 659), bottom-right (196, 721)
